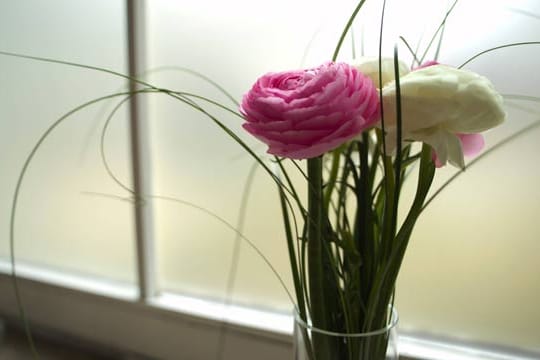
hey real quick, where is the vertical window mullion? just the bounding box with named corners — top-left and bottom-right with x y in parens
top-left (126, 0), bottom-right (155, 301)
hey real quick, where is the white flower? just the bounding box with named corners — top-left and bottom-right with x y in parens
top-left (356, 57), bottom-right (410, 88)
top-left (381, 64), bottom-right (505, 168)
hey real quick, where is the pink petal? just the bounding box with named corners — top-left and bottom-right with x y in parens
top-left (414, 60), bottom-right (440, 70)
top-left (458, 133), bottom-right (485, 157)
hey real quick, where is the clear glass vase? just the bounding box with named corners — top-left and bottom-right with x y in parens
top-left (293, 308), bottom-right (399, 360)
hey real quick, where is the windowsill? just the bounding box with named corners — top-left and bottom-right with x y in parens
top-left (0, 259), bottom-right (538, 360)
top-left (0, 260), bottom-right (137, 301)
top-left (151, 292), bottom-right (291, 337)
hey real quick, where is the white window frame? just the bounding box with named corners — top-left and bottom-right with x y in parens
top-left (0, 1), bottom-right (539, 360)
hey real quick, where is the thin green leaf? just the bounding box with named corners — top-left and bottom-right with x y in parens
top-left (144, 65), bottom-right (239, 106)
top-left (422, 119), bottom-right (540, 212)
top-left (9, 89), bottom-right (156, 359)
top-left (332, 0), bottom-right (368, 61)
top-left (459, 42), bottom-right (540, 69)
top-left (377, 0), bottom-right (389, 158)
top-left (398, 36), bottom-right (421, 66)
top-left (216, 161), bottom-right (259, 360)
top-left (419, 0), bottom-right (460, 64)
top-left (391, 45), bottom-right (404, 242)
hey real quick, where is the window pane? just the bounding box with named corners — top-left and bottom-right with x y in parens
top-left (0, 0), bottom-right (135, 283)
top-left (148, 0), bottom-right (539, 352)
top-left (395, 0), bottom-right (540, 352)
top-left (146, 0), bottom-right (345, 311)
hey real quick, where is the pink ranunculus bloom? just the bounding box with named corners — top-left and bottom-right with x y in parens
top-left (240, 62), bottom-right (380, 159)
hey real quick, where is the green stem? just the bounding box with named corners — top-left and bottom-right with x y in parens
top-left (357, 137), bottom-right (373, 306)
top-left (307, 157), bottom-right (331, 359)
top-left (323, 150), bottom-right (341, 210)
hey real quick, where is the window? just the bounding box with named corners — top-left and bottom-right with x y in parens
top-left (0, 0), bottom-right (539, 359)
top-left (0, 0), bottom-right (134, 283)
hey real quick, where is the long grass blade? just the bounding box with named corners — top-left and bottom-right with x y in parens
top-left (422, 119), bottom-right (540, 212)
top-left (144, 66), bottom-right (239, 106)
top-left (377, 0), bottom-right (388, 152)
top-left (391, 45), bottom-right (404, 239)
top-left (459, 42), bottom-right (540, 69)
top-left (399, 36), bottom-right (421, 66)
top-left (332, 0), bottom-right (368, 61)
top-left (216, 161), bottom-right (259, 360)
top-left (419, 0), bottom-right (460, 64)
top-left (0, 51), bottom-right (302, 209)
top-left (8, 89), bottom-right (155, 359)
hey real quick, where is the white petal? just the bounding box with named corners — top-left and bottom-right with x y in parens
top-left (382, 65), bottom-right (505, 135)
top-left (355, 57), bottom-right (410, 88)
top-left (413, 129), bottom-right (465, 168)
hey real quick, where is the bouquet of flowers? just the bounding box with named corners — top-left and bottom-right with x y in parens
top-left (240, 55), bottom-right (504, 359)
top-left (231, 0), bottom-right (513, 356)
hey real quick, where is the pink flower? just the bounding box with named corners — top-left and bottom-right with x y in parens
top-left (414, 60), bottom-right (440, 70)
top-left (240, 62), bottom-right (379, 159)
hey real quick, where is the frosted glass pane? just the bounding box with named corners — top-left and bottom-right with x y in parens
top-left (146, 0), bottom-right (360, 312)
top-left (395, 0), bottom-right (540, 352)
top-left (0, 0), bottom-right (135, 283)
top-left (147, 0), bottom-right (540, 351)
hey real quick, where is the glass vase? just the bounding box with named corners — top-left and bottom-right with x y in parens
top-left (293, 308), bottom-right (399, 360)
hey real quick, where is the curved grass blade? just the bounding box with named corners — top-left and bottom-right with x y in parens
top-left (98, 89), bottom-right (244, 194)
top-left (0, 51), bottom-right (303, 210)
top-left (0, 51), bottom-right (156, 90)
top-left (216, 161), bottom-right (258, 360)
top-left (84, 189), bottom-right (298, 305)
top-left (332, 0), bottom-right (368, 61)
top-left (81, 65), bottom-right (240, 161)
top-left (433, 20), bottom-right (446, 61)
top-left (8, 89), bottom-right (156, 359)
top-left (277, 167), bottom-right (308, 321)
top-left (399, 36), bottom-right (421, 66)
top-left (96, 93), bottom-right (303, 310)
top-left (421, 119), bottom-right (540, 213)
top-left (100, 95), bottom-right (138, 194)
top-left (458, 42), bottom-right (540, 69)
top-left (8, 87), bottom-right (242, 358)
top-left (146, 66), bottom-right (239, 106)
top-left (300, 26), bottom-right (324, 67)
top-left (506, 7), bottom-right (540, 21)
top-left (418, 0), bottom-right (460, 64)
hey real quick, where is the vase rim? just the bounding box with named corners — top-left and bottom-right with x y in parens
top-left (293, 306), bottom-right (398, 337)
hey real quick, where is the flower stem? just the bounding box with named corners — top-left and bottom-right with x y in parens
top-left (307, 156), bottom-right (332, 359)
